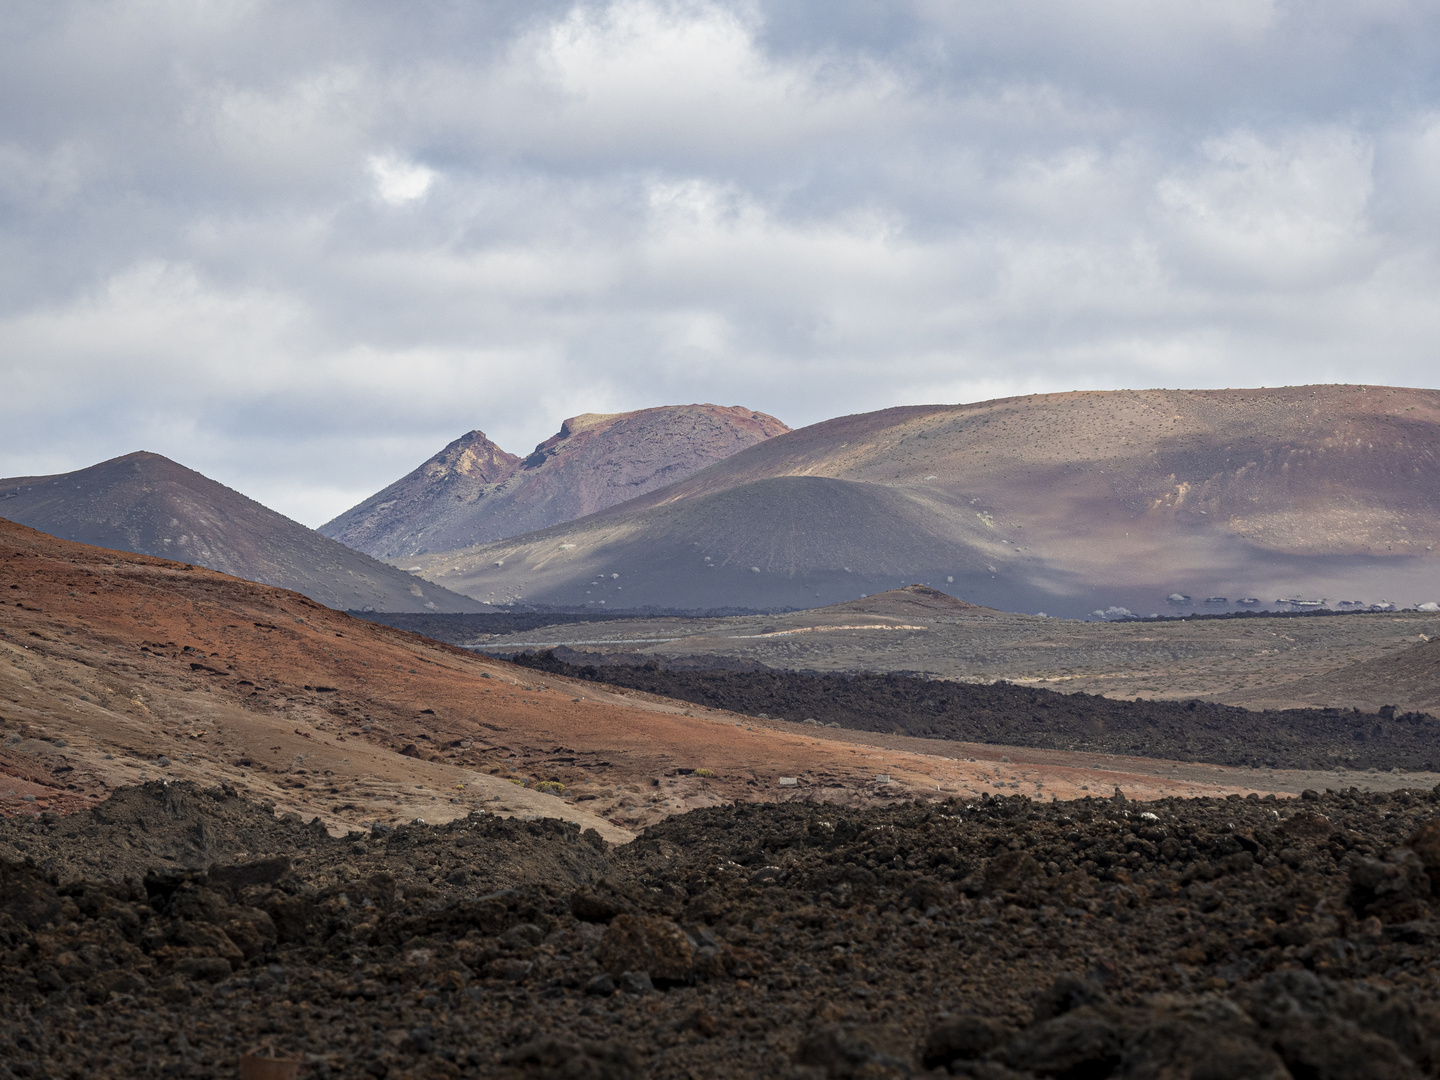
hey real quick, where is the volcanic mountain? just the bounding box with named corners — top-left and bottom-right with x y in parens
top-left (319, 404), bottom-right (788, 559)
top-left (0, 452), bottom-right (484, 613)
top-left (403, 385), bottom-right (1440, 617)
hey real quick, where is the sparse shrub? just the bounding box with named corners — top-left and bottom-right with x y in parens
top-left (693, 768), bottom-right (715, 778)
top-left (535, 780), bottom-right (565, 796)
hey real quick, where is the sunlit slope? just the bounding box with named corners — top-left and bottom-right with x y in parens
top-left (410, 386), bottom-right (1440, 616)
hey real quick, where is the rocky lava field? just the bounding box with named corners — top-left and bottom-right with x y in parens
top-left (509, 650), bottom-right (1440, 772)
top-left (8, 781), bottom-right (1440, 1078)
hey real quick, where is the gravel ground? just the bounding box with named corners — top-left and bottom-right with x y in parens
top-left (6, 781), bottom-right (1440, 1078)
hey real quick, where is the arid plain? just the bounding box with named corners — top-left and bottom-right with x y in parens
top-left (460, 586), bottom-right (1440, 713)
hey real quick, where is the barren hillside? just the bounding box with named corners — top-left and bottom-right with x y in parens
top-left (1234, 634), bottom-right (1440, 715)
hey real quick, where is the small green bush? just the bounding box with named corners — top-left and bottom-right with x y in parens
top-left (693, 768), bottom-right (715, 778)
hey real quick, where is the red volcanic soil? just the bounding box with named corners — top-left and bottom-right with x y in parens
top-left (0, 521), bottom-right (1329, 835)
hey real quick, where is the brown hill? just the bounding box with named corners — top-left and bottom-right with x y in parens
top-left (319, 404), bottom-right (789, 558)
top-left (1233, 633), bottom-right (1440, 715)
top-left (408, 385), bottom-right (1440, 617)
top-left (0, 521), bottom-right (1301, 831)
top-left (0, 452), bottom-right (484, 613)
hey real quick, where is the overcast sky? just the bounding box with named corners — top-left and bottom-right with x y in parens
top-left (2, 0), bottom-right (1439, 526)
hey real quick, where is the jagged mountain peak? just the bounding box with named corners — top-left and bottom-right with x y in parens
top-left (420, 430), bottom-right (520, 483)
top-left (321, 403), bottom-right (788, 559)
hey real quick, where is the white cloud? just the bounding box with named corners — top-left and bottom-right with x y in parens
top-left (0, 0), bottom-right (1438, 524)
top-left (1155, 127), bottom-right (1377, 288)
top-left (367, 153), bottom-right (435, 205)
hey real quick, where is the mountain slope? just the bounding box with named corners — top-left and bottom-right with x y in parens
top-left (0, 452), bottom-right (485, 612)
top-left (319, 404), bottom-right (788, 558)
top-left (406, 385), bottom-right (1440, 616)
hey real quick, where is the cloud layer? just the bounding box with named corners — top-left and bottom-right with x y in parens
top-left (2, 0), bottom-right (1438, 525)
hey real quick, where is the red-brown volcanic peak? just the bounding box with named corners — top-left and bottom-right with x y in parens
top-left (409, 385), bottom-right (1440, 617)
top-left (315, 430), bottom-right (522, 560)
top-left (0, 452), bottom-right (484, 613)
top-left (425, 429), bottom-right (522, 483)
top-left (320, 404), bottom-right (788, 559)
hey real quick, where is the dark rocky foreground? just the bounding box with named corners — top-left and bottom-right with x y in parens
top-left (509, 650), bottom-right (1440, 772)
top-left (8, 783), bottom-right (1440, 1078)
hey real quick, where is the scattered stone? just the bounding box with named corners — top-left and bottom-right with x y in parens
top-left (498, 1038), bottom-right (637, 1080)
top-left (794, 1024), bottom-right (913, 1079)
top-left (922, 1015), bottom-right (1014, 1069)
top-left (597, 913), bottom-right (694, 983)
top-left (571, 884), bottom-right (629, 924)
top-left (618, 970), bottom-right (654, 994)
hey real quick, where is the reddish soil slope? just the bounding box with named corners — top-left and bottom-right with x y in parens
top-left (320, 404), bottom-right (788, 558)
top-left (0, 522), bottom-right (1336, 832)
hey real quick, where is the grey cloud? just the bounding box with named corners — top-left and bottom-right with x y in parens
top-left (1, 0), bottom-right (1437, 526)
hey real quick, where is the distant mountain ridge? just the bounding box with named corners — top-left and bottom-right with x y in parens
top-left (0, 452), bottom-right (485, 613)
top-left (320, 404), bottom-right (788, 559)
top-left (400, 385), bottom-right (1440, 617)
